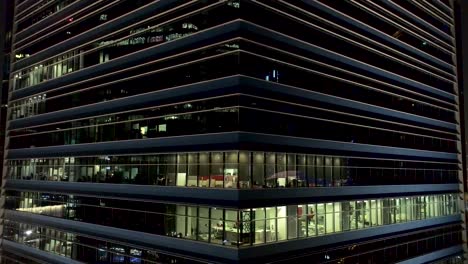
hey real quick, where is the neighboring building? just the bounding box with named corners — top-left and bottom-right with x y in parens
top-left (0, 1), bottom-right (465, 263)
top-left (0, 0), bottom-right (14, 167)
top-left (0, 0), bottom-right (14, 261)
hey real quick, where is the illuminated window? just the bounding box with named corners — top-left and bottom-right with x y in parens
top-left (158, 124), bottom-right (167, 132)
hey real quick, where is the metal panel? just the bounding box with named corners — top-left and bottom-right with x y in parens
top-left (4, 179), bottom-right (458, 208)
top-left (6, 132), bottom-right (458, 161)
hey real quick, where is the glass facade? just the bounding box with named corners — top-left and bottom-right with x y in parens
top-left (15, 0), bottom-right (78, 33)
top-left (7, 105), bottom-right (457, 152)
top-left (7, 151), bottom-right (458, 188)
top-left (3, 220), bottom-right (204, 264)
top-left (4, 0), bottom-right (462, 263)
top-left (311, 1), bottom-right (454, 62)
top-left (12, 0), bottom-right (240, 90)
top-left (10, 40), bottom-right (457, 124)
top-left (2, 220), bottom-right (462, 264)
top-left (5, 192), bottom-right (459, 247)
top-left (8, 93), bottom-right (457, 154)
top-left (272, 225), bottom-right (462, 263)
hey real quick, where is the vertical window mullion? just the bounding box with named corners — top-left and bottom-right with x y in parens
top-left (222, 152), bottom-right (226, 188)
top-left (249, 151), bottom-right (253, 189)
top-left (208, 207), bottom-right (211, 243)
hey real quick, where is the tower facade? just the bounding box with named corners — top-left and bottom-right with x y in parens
top-left (1, 1), bottom-right (464, 263)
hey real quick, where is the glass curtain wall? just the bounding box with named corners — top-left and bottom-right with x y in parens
top-left (7, 151), bottom-right (459, 187)
top-left (6, 192), bottom-right (459, 247)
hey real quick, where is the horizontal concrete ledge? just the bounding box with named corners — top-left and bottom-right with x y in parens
top-left (5, 180), bottom-right (459, 208)
top-left (5, 210), bottom-right (461, 263)
top-left (396, 245), bottom-right (463, 264)
top-left (237, 184), bottom-right (460, 207)
top-left (5, 179), bottom-right (239, 207)
top-left (6, 132), bottom-right (458, 161)
top-left (2, 239), bottom-right (84, 264)
top-left (5, 210), bottom-right (237, 263)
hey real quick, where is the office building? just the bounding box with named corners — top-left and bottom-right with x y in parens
top-left (1, 0), bottom-right (465, 263)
